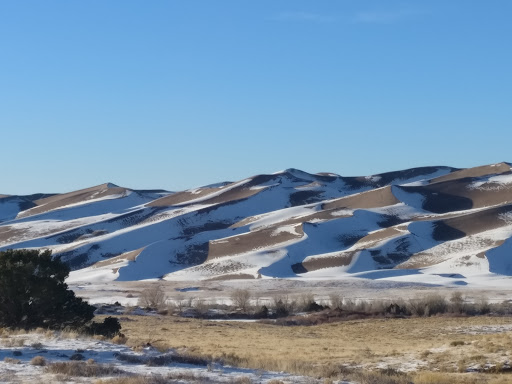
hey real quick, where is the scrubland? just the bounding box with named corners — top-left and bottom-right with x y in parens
top-left (116, 311), bottom-right (512, 384)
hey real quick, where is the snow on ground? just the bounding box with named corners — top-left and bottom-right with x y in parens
top-left (0, 198), bottom-right (26, 223)
top-left (391, 186), bottom-right (426, 209)
top-left (245, 204), bottom-right (320, 231)
top-left (0, 333), bottom-right (330, 384)
top-left (173, 177), bottom-right (253, 206)
top-left (388, 167), bottom-right (454, 186)
top-left (468, 173), bottom-right (512, 190)
top-left (486, 236), bottom-right (512, 275)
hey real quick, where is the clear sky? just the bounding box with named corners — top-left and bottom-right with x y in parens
top-left (1, 1), bottom-right (511, 195)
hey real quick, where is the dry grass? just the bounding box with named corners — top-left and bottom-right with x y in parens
top-left (3, 357), bottom-right (21, 364)
top-left (111, 334), bottom-right (128, 344)
top-left (113, 314), bottom-right (512, 380)
top-left (412, 371), bottom-right (512, 384)
top-left (45, 361), bottom-right (125, 377)
top-left (94, 371), bottom-right (214, 383)
top-left (2, 337), bottom-right (26, 347)
top-left (30, 355), bottom-right (47, 366)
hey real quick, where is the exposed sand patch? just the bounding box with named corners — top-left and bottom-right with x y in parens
top-left (431, 162), bottom-right (511, 184)
top-left (17, 183), bottom-right (129, 218)
top-left (149, 187), bottom-right (223, 206)
top-left (206, 273), bottom-right (256, 281)
top-left (295, 252), bottom-right (356, 272)
top-left (353, 226), bottom-right (406, 247)
top-left (207, 224), bottom-right (304, 260)
top-left (92, 247), bottom-right (144, 268)
top-left (323, 185), bottom-right (400, 210)
top-left (433, 204), bottom-right (512, 240)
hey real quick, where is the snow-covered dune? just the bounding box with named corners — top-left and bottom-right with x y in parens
top-left (1, 163), bottom-right (512, 286)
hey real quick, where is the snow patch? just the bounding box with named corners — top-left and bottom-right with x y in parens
top-left (468, 174), bottom-right (512, 190)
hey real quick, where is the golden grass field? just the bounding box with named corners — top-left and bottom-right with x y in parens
top-left (116, 314), bottom-right (512, 384)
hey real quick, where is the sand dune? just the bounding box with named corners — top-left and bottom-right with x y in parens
top-left (430, 162), bottom-right (511, 184)
top-left (2, 162), bottom-right (512, 283)
top-left (17, 183), bottom-right (129, 218)
top-left (323, 185), bottom-right (400, 210)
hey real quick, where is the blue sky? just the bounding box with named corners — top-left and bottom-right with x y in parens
top-left (1, 1), bottom-right (511, 194)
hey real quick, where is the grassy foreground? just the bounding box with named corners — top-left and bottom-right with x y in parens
top-left (114, 314), bottom-right (512, 383)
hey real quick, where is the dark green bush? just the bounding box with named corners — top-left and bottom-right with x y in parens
top-left (84, 316), bottom-right (122, 338)
top-left (0, 249), bottom-right (95, 329)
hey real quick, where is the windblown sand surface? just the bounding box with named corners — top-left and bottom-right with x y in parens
top-left (2, 162), bottom-right (512, 285)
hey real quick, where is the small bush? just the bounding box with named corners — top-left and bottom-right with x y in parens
top-left (352, 370), bottom-right (410, 384)
top-left (408, 295), bottom-right (447, 317)
top-left (45, 361), bottom-right (125, 377)
top-left (116, 353), bottom-right (144, 364)
top-left (173, 294), bottom-right (186, 313)
top-left (4, 337), bottom-right (26, 347)
top-left (271, 295), bottom-right (295, 317)
top-left (171, 352), bottom-right (208, 366)
top-left (84, 317), bottom-right (122, 338)
top-left (476, 298), bottom-right (491, 314)
top-left (255, 305), bottom-right (269, 319)
top-left (193, 299), bottom-right (210, 316)
top-left (297, 293), bottom-right (315, 311)
top-left (424, 295), bottom-right (447, 316)
top-left (112, 334), bottom-right (128, 344)
top-left (138, 285), bottom-right (167, 309)
top-left (449, 291), bottom-right (464, 313)
top-left (117, 351), bottom-right (208, 367)
top-left (94, 372), bottom-right (205, 384)
top-left (70, 353), bottom-right (85, 361)
top-left (30, 355), bottom-right (46, 366)
top-left (231, 289), bottom-right (251, 312)
top-left (329, 293), bottom-right (343, 310)
top-left (232, 377), bottom-right (253, 384)
top-left (3, 357), bottom-right (20, 364)
top-left (145, 355), bottom-right (173, 367)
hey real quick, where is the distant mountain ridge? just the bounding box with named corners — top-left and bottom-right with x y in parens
top-left (1, 162), bottom-right (512, 285)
